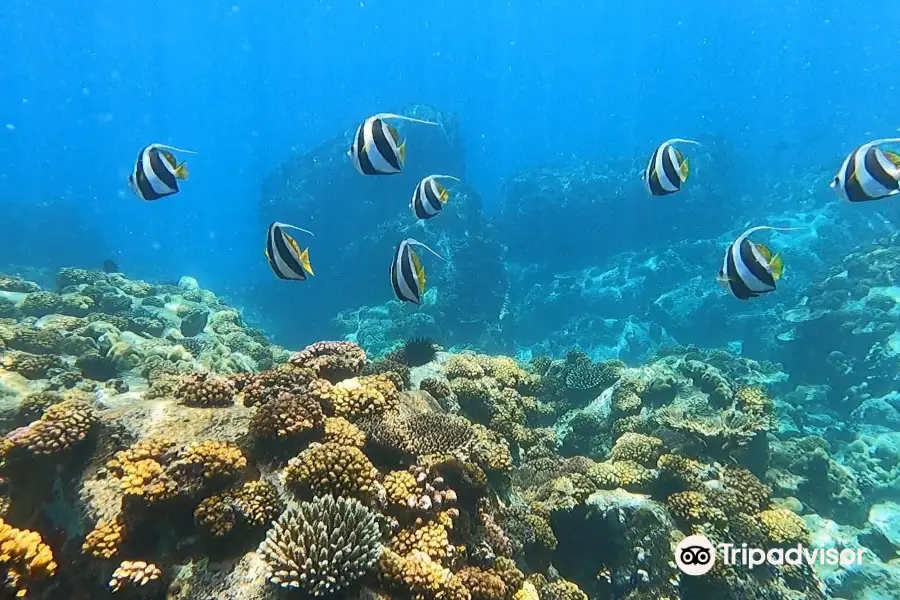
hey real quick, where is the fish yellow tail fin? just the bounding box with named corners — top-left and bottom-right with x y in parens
top-left (398, 141), bottom-right (407, 166)
top-left (885, 150), bottom-right (900, 168)
top-left (680, 158), bottom-right (690, 182)
top-left (298, 248), bottom-right (314, 276)
top-left (769, 253), bottom-right (784, 280)
top-left (175, 162), bottom-right (189, 181)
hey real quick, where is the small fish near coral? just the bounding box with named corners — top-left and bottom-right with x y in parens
top-left (717, 226), bottom-right (801, 300)
top-left (348, 113), bottom-right (438, 175)
top-left (411, 174), bottom-right (461, 220)
top-left (265, 222), bottom-right (315, 281)
top-left (128, 143), bottom-right (197, 201)
top-left (390, 238), bottom-right (445, 305)
top-left (831, 138), bottom-right (900, 202)
top-left (644, 138), bottom-right (700, 196)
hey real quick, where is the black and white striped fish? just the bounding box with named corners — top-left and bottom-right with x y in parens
top-left (717, 226), bottom-right (798, 300)
top-left (831, 138), bottom-right (900, 202)
top-left (390, 238), bottom-right (445, 305)
top-left (264, 222), bottom-right (315, 281)
top-left (644, 138), bottom-right (699, 196)
top-left (349, 113), bottom-right (437, 175)
top-left (128, 143), bottom-right (196, 201)
top-left (411, 175), bottom-right (461, 220)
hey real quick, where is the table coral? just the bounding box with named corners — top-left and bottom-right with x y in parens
top-left (258, 494), bottom-right (382, 596)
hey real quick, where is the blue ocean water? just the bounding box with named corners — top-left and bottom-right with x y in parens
top-left (0, 0), bottom-right (897, 352)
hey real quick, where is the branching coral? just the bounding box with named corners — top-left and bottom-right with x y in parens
top-left (175, 372), bottom-right (236, 407)
top-left (586, 460), bottom-right (655, 492)
top-left (258, 495), bottom-right (382, 596)
top-left (285, 443), bottom-right (376, 500)
top-left (0, 518), bottom-right (57, 597)
top-left (289, 340), bottom-right (367, 382)
top-left (391, 512), bottom-right (458, 562)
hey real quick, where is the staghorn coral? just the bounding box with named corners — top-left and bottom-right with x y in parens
top-left (5, 399), bottom-right (97, 459)
top-left (175, 372), bottom-right (236, 407)
top-left (108, 560), bottom-right (162, 592)
top-left (757, 507), bottom-right (811, 547)
top-left (0, 518), bottom-right (57, 597)
top-left (250, 391), bottom-right (324, 440)
top-left (259, 495), bottom-right (382, 596)
top-left (608, 432), bottom-right (664, 466)
top-left (82, 514), bottom-right (127, 559)
top-left (289, 340), bottom-right (367, 382)
top-left (328, 375), bottom-right (401, 421)
top-left (285, 443), bottom-right (376, 500)
top-left (322, 416), bottom-right (366, 447)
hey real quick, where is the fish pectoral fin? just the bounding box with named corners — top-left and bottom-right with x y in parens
top-left (440, 188), bottom-right (450, 203)
top-left (398, 141), bottom-right (407, 166)
top-left (175, 162), bottom-right (189, 180)
top-left (299, 248), bottom-right (314, 276)
top-left (680, 158), bottom-right (690, 182)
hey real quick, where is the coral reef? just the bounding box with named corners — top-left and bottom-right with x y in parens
top-left (0, 264), bottom-right (897, 600)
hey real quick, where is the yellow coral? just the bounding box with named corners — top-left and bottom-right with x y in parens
top-left (285, 442), bottom-right (376, 500)
top-left (108, 560), bottom-right (162, 592)
top-left (82, 514), bottom-right (126, 559)
top-left (471, 424), bottom-right (513, 473)
top-left (6, 399), bottom-right (96, 457)
top-left (177, 440), bottom-right (248, 482)
top-left (587, 460), bottom-right (654, 492)
top-left (458, 567), bottom-right (507, 600)
top-left (445, 354), bottom-right (485, 379)
top-left (734, 386), bottom-right (773, 416)
top-left (391, 517), bottom-right (456, 563)
top-left (377, 549), bottom-right (470, 600)
top-left (323, 416), bottom-right (366, 447)
top-left (608, 433), bottom-right (664, 466)
top-left (329, 375), bottom-right (400, 421)
top-left (656, 453), bottom-right (706, 490)
top-left (757, 508), bottom-right (811, 546)
top-left (667, 491), bottom-right (728, 526)
top-left (0, 518), bottom-right (57, 597)
top-left (118, 458), bottom-right (175, 501)
top-left (384, 470), bottom-right (419, 508)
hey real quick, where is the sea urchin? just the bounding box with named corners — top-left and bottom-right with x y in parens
top-left (395, 337), bottom-right (439, 367)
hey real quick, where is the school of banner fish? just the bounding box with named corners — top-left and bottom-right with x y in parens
top-left (128, 118), bottom-right (900, 304)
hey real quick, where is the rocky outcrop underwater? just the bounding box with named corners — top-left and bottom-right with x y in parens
top-left (0, 268), bottom-right (898, 599)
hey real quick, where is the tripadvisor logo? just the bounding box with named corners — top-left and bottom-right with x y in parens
top-left (674, 534), bottom-right (865, 576)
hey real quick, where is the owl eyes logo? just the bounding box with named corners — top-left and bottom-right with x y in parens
top-left (674, 535), bottom-right (716, 575)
